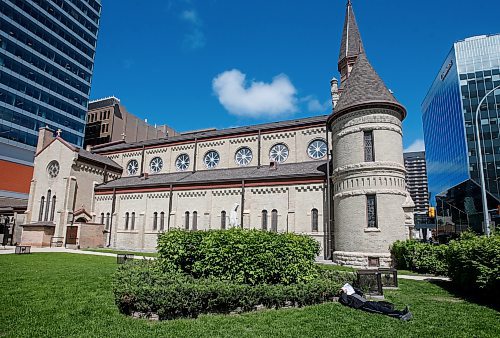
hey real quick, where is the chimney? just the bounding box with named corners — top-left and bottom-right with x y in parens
top-left (330, 77), bottom-right (339, 108)
top-left (36, 126), bottom-right (55, 153)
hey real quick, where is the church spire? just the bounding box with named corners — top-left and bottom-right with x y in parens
top-left (338, 0), bottom-right (364, 87)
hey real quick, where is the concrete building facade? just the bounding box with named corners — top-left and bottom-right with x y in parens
top-left (404, 151), bottom-right (429, 214)
top-left (84, 97), bottom-right (177, 148)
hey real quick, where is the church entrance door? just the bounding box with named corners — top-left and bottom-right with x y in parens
top-left (66, 226), bottom-right (78, 245)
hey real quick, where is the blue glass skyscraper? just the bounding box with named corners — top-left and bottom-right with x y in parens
top-left (0, 0), bottom-right (101, 200)
top-left (422, 34), bottom-right (500, 231)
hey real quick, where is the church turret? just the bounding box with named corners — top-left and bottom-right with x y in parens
top-left (327, 1), bottom-right (412, 268)
top-left (338, 0), bottom-right (364, 88)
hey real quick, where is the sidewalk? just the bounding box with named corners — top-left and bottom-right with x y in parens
top-left (0, 247), bottom-right (451, 281)
top-left (0, 246), bottom-right (155, 260)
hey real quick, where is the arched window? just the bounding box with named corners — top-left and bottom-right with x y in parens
top-left (261, 210), bottom-right (268, 231)
top-left (271, 209), bottom-right (278, 232)
top-left (125, 212), bottom-right (129, 230)
top-left (44, 190), bottom-right (51, 221)
top-left (192, 211), bottom-right (198, 231)
top-left (311, 208), bottom-right (318, 232)
top-left (153, 212), bottom-right (158, 231)
top-left (100, 213), bottom-right (105, 224)
top-left (106, 213), bottom-right (110, 230)
top-left (185, 211), bottom-right (190, 230)
top-left (221, 211), bottom-right (226, 229)
top-left (160, 212), bottom-right (165, 231)
top-left (131, 212), bottom-right (136, 230)
top-left (39, 196), bottom-right (45, 221)
top-left (50, 196), bottom-right (56, 221)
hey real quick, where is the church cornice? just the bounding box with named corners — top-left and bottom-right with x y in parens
top-left (332, 161), bottom-right (406, 177)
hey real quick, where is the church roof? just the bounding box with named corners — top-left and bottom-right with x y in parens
top-left (332, 53), bottom-right (406, 117)
top-left (338, 0), bottom-right (364, 65)
top-left (95, 161), bottom-right (326, 191)
top-left (77, 147), bottom-right (122, 171)
top-left (92, 115), bottom-right (328, 154)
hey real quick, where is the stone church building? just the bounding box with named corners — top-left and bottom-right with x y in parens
top-left (21, 2), bottom-right (414, 268)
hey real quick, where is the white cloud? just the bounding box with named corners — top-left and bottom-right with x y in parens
top-left (302, 96), bottom-right (331, 113)
top-left (180, 9), bottom-right (205, 50)
top-left (404, 139), bottom-right (426, 153)
top-left (212, 69), bottom-right (298, 118)
top-left (181, 9), bottom-right (200, 25)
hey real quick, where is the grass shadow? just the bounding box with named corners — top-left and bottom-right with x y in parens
top-left (428, 279), bottom-right (499, 311)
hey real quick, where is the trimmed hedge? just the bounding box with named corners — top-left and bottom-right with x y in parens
top-left (391, 239), bottom-right (448, 276)
top-left (113, 260), bottom-right (355, 320)
top-left (157, 228), bottom-right (320, 285)
top-left (446, 235), bottom-right (499, 298)
top-left (391, 234), bottom-right (500, 300)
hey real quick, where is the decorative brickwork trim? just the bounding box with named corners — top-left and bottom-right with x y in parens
top-left (262, 131), bottom-right (296, 141)
top-left (212, 189), bottom-right (241, 196)
top-left (199, 140), bottom-right (225, 148)
top-left (301, 127), bottom-right (326, 136)
top-left (119, 194), bottom-right (144, 200)
top-left (229, 136), bottom-right (258, 144)
top-left (145, 148), bottom-right (168, 155)
top-left (333, 189), bottom-right (408, 200)
top-left (178, 191), bottom-right (207, 198)
top-left (172, 144), bottom-right (195, 151)
top-left (250, 187), bottom-right (289, 194)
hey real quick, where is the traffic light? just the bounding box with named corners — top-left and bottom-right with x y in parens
top-left (428, 207), bottom-right (436, 219)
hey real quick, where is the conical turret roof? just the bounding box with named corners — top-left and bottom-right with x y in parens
top-left (333, 53), bottom-right (406, 118)
top-left (338, 0), bottom-right (364, 65)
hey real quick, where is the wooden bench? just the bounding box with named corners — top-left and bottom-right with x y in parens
top-left (15, 245), bottom-right (31, 254)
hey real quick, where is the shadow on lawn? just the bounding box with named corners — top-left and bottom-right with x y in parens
top-left (428, 280), bottom-right (499, 311)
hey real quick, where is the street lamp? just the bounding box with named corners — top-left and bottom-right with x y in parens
top-left (474, 84), bottom-right (500, 237)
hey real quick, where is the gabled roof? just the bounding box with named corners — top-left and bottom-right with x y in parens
top-left (35, 137), bottom-right (122, 172)
top-left (95, 161), bottom-right (327, 191)
top-left (332, 53), bottom-right (406, 117)
top-left (92, 115), bottom-right (328, 154)
top-left (338, 0), bottom-right (364, 65)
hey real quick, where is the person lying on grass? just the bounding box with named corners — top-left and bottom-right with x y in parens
top-left (338, 283), bottom-right (413, 321)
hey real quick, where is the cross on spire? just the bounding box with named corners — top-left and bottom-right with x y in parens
top-left (56, 129), bottom-right (62, 137)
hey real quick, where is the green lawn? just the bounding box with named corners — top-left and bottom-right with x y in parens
top-left (0, 254), bottom-right (498, 338)
top-left (83, 248), bottom-right (158, 257)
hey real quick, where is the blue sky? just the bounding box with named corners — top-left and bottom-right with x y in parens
top-left (90, 0), bottom-right (500, 151)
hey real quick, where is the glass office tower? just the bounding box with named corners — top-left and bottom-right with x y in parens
top-left (0, 0), bottom-right (101, 199)
top-left (422, 34), bottom-right (500, 232)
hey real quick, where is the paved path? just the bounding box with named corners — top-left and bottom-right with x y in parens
top-left (0, 247), bottom-right (450, 281)
top-left (0, 246), bottom-right (155, 260)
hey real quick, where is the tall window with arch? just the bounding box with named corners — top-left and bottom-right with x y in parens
top-left (185, 211), bottom-right (190, 230)
top-left (221, 211), bottom-right (226, 229)
top-left (50, 196), bottom-right (56, 221)
top-left (153, 212), bottom-right (158, 231)
top-left (160, 212), bottom-right (165, 231)
top-left (100, 213), bottom-right (105, 225)
top-left (311, 208), bottom-right (319, 232)
top-left (271, 209), bottom-right (278, 232)
top-left (192, 211), bottom-right (198, 230)
top-left (125, 212), bottom-right (129, 230)
top-left (39, 196), bottom-right (45, 221)
top-left (106, 212), bottom-right (110, 230)
top-left (261, 210), bottom-right (268, 231)
top-left (364, 131), bottom-right (374, 162)
top-left (131, 212), bottom-right (136, 230)
top-left (44, 190), bottom-right (51, 221)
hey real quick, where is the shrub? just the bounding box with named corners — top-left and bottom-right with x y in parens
top-left (157, 228), bottom-right (320, 285)
top-left (113, 260), bottom-right (355, 320)
top-left (446, 235), bottom-right (500, 298)
top-left (391, 240), bottom-right (448, 275)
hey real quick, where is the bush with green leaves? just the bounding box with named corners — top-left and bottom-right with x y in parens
top-left (446, 234), bottom-right (500, 298)
top-left (113, 260), bottom-right (355, 320)
top-left (391, 239), bottom-right (448, 275)
top-left (157, 228), bottom-right (320, 285)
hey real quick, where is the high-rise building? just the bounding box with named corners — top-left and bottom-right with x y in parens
top-left (422, 34), bottom-right (500, 232)
top-left (404, 151), bottom-right (429, 214)
top-left (85, 97), bottom-right (178, 148)
top-left (0, 0), bottom-right (101, 201)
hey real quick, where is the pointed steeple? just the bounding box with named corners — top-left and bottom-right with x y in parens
top-left (333, 53), bottom-right (406, 118)
top-left (338, 0), bottom-right (364, 86)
